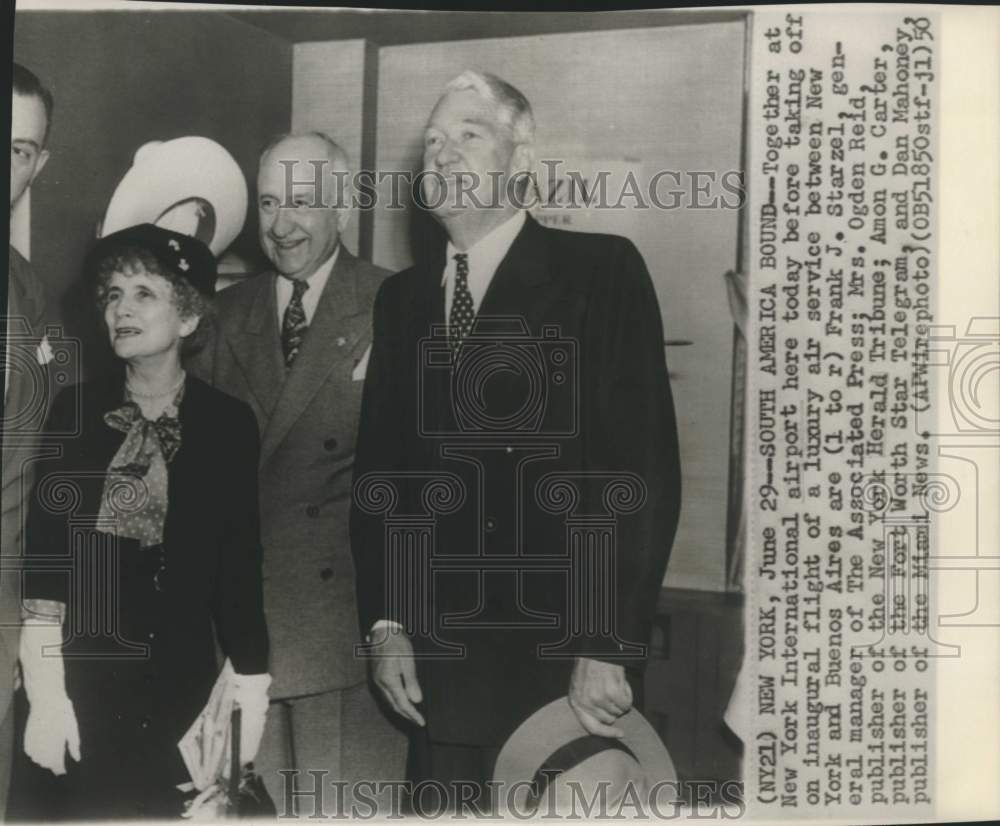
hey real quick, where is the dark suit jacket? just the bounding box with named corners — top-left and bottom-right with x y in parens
top-left (1, 247), bottom-right (51, 724)
top-left (351, 215), bottom-right (681, 746)
top-left (188, 247), bottom-right (389, 699)
top-left (3, 247), bottom-right (50, 575)
top-left (22, 373), bottom-right (268, 813)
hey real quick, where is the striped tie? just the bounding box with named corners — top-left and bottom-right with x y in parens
top-left (281, 278), bottom-right (309, 367)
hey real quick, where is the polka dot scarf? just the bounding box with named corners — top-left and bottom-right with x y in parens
top-left (97, 382), bottom-right (184, 548)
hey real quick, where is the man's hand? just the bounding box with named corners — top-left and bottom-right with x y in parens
top-left (370, 626), bottom-right (425, 727)
top-left (568, 657), bottom-right (633, 738)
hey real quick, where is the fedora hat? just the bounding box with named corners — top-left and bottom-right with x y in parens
top-left (493, 698), bottom-right (677, 815)
top-left (101, 136), bottom-right (247, 256)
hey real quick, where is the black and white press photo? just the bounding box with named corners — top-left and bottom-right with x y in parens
top-left (2, 1), bottom-right (998, 823)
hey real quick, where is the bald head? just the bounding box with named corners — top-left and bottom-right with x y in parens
top-left (260, 131), bottom-right (350, 178)
top-left (257, 132), bottom-right (351, 280)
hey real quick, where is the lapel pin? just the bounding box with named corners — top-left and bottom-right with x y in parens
top-left (337, 337), bottom-right (346, 347)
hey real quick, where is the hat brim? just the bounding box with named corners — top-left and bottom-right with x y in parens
top-left (102, 137), bottom-right (247, 257)
top-left (492, 697), bottom-right (677, 813)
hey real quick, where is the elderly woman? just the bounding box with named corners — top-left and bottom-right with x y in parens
top-left (19, 224), bottom-right (270, 819)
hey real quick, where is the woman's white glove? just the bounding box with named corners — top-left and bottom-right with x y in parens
top-left (19, 620), bottom-right (80, 775)
top-left (231, 671), bottom-right (271, 765)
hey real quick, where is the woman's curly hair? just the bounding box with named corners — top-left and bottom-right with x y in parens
top-left (94, 245), bottom-right (214, 354)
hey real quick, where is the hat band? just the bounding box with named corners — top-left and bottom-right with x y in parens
top-left (525, 735), bottom-right (638, 811)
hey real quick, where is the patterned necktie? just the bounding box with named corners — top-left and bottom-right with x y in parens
top-left (281, 278), bottom-right (310, 367)
top-left (449, 253), bottom-right (475, 352)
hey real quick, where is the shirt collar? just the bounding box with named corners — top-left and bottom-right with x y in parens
top-left (276, 244), bottom-right (340, 295)
top-left (441, 210), bottom-right (527, 285)
top-left (298, 244), bottom-right (339, 292)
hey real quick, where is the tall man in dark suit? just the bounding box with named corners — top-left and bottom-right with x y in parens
top-left (2, 63), bottom-right (55, 813)
top-left (351, 71), bottom-right (681, 805)
top-left (187, 132), bottom-right (404, 810)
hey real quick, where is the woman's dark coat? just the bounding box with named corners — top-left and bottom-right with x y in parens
top-left (24, 373), bottom-right (268, 819)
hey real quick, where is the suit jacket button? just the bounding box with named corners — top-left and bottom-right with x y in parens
top-left (306, 505), bottom-right (320, 518)
top-left (140, 717), bottom-right (151, 730)
top-left (320, 567), bottom-right (334, 581)
top-left (324, 438), bottom-right (338, 451)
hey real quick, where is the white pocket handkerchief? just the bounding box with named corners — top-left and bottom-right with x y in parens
top-left (36, 335), bottom-right (54, 366)
top-left (352, 344), bottom-right (372, 381)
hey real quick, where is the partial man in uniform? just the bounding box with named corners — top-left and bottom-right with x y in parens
top-left (351, 71), bottom-right (681, 807)
top-left (188, 132), bottom-right (405, 812)
top-left (2, 62), bottom-right (55, 814)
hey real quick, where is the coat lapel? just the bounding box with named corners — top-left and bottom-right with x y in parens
top-left (422, 216), bottom-right (557, 439)
top-left (4, 249), bottom-right (45, 419)
top-left (455, 217), bottom-right (562, 425)
top-left (476, 215), bottom-right (554, 327)
top-left (259, 249), bottom-right (366, 463)
top-left (224, 274), bottom-right (284, 423)
top-left (6, 247), bottom-right (46, 334)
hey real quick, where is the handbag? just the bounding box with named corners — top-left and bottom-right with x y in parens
top-left (227, 707), bottom-right (277, 818)
top-left (179, 700), bottom-right (276, 819)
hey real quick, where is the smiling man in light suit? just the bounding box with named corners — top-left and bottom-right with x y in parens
top-left (187, 132), bottom-right (405, 811)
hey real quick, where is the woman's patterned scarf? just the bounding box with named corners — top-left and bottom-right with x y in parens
top-left (97, 382), bottom-right (185, 548)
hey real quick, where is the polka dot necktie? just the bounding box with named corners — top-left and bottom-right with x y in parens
top-left (281, 278), bottom-right (310, 367)
top-left (449, 253), bottom-right (475, 352)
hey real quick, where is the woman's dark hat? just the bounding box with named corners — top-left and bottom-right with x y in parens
top-left (88, 223), bottom-right (217, 296)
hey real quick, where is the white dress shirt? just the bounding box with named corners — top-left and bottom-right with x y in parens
top-left (275, 245), bottom-right (340, 326)
top-left (441, 210), bottom-right (527, 326)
